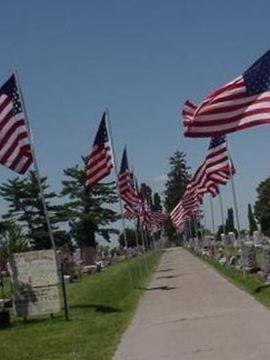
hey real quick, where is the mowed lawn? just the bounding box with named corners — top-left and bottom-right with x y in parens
top-left (0, 252), bottom-right (161, 360)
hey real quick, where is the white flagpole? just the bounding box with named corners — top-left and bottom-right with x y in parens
top-left (14, 71), bottom-right (69, 320)
top-left (218, 191), bottom-right (225, 235)
top-left (225, 136), bottom-right (245, 277)
top-left (105, 108), bottom-right (133, 285)
top-left (209, 195), bottom-right (215, 235)
top-left (225, 137), bottom-right (241, 234)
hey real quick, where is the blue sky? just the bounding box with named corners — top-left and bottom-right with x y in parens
top-left (1, 0), bottom-right (270, 231)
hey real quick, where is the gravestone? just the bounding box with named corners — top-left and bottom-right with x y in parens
top-left (253, 230), bottom-right (263, 246)
top-left (242, 241), bottom-right (256, 271)
top-left (228, 232), bottom-right (237, 247)
top-left (261, 245), bottom-right (270, 279)
top-left (9, 250), bottom-right (60, 318)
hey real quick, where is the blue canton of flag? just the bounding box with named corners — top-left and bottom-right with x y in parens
top-left (244, 49), bottom-right (270, 95)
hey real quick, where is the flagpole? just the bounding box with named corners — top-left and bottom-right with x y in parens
top-left (225, 136), bottom-right (245, 277)
top-left (133, 218), bottom-right (143, 278)
top-left (209, 195), bottom-right (215, 235)
top-left (218, 191), bottom-right (225, 235)
top-left (14, 70), bottom-right (69, 321)
top-left (105, 108), bottom-right (133, 285)
top-left (225, 137), bottom-right (241, 234)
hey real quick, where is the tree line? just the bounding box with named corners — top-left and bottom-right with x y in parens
top-left (163, 151), bottom-right (270, 240)
top-left (0, 158), bottom-right (164, 265)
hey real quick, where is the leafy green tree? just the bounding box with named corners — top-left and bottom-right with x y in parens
top-left (153, 193), bottom-right (163, 211)
top-left (119, 228), bottom-right (140, 248)
top-left (225, 208), bottom-right (238, 237)
top-left (164, 151), bottom-right (190, 213)
top-left (140, 183), bottom-right (153, 208)
top-left (248, 203), bottom-right (258, 235)
top-left (0, 220), bottom-right (29, 267)
top-left (0, 171), bottom-right (71, 250)
top-left (61, 160), bottom-right (119, 249)
top-left (254, 177), bottom-right (270, 236)
top-left (164, 151), bottom-right (190, 240)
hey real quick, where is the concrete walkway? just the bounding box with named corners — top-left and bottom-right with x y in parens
top-left (114, 248), bottom-right (270, 360)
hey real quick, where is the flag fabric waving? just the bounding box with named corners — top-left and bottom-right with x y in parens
top-left (188, 136), bottom-right (233, 201)
top-left (0, 74), bottom-right (33, 174)
top-left (183, 49), bottom-right (270, 137)
top-left (86, 113), bottom-right (114, 188)
top-left (118, 148), bottom-right (141, 205)
top-left (170, 136), bottom-right (235, 231)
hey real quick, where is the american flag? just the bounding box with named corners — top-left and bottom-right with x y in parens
top-left (123, 202), bottom-right (139, 220)
top-left (139, 196), bottom-right (152, 230)
top-left (118, 148), bottom-right (141, 206)
top-left (0, 74), bottom-right (33, 174)
top-left (183, 49), bottom-right (270, 137)
top-left (190, 136), bottom-right (233, 200)
top-left (86, 112), bottom-right (114, 188)
top-left (170, 136), bottom-right (234, 230)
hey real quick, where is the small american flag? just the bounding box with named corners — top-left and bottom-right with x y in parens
top-left (118, 148), bottom-right (141, 205)
top-left (86, 112), bottom-right (114, 188)
top-left (0, 74), bottom-right (33, 174)
top-left (183, 49), bottom-right (270, 137)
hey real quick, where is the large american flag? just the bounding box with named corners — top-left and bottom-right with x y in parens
top-left (86, 112), bottom-right (114, 188)
top-left (183, 49), bottom-right (270, 137)
top-left (0, 74), bottom-right (33, 174)
top-left (193, 136), bottom-right (233, 196)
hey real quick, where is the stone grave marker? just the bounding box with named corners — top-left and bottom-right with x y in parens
top-left (9, 250), bottom-right (60, 318)
top-left (242, 241), bottom-right (256, 271)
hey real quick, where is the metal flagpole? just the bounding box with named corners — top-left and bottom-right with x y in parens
top-left (105, 108), bottom-right (133, 286)
top-left (225, 136), bottom-right (245, 277)
top-left (140, 227), bottom-right (149, 272)
top-left (201, 202), bottom-right (207, 240)
top-left (14, 71), bottom-right (69, 321)
top-left (225, 137), bottom-right (241, 234)
top-left (133, 219), bottom-right (143, 278)
top-left (209, 196), bottom-right (215, 235)
top-left (218, 192), bottom-right (225, 235)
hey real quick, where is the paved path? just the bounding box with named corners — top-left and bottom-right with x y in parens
top-left (114, 248), bottom-right (270, 360)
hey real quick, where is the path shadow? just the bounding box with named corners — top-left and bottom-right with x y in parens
top-left (156, 268), bottom-right (173, 273)
top-left (137, 285), bottom-right (176, 291)
top-left (70, 304), bottom-right (122, 313)
top-left (254, 283), bottom-right (270, 293)
top-left (156, 275), bottom-right (178, 279)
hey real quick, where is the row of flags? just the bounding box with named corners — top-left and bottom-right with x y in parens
top-left (170, 136), bottom-right (234, 232)
top-left (1, 46), bottom-right (270, 240)
top-left (171, 47), bottom-right (270, 234)
top-left (86, 112), bottom-right (167, 232)
top-left (0, 72), bottom-right (165, 242)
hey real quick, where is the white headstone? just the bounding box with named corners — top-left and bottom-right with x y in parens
top-left (253, 230), bottom-right (262, 246)
top-left (9, 250), bottom-right (60, 317)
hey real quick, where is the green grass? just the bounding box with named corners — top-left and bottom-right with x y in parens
top-left (0, 251), bottom-right (161, 360)
top-left (189, 249), bottom-right (270, 308)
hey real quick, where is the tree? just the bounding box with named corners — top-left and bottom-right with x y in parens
top-left (153, 193), bottom-right (163, 211)
top-left (0, 220), bottom-right (29, 267)
top-left (119, 228), bottom-right (139, 248)
top-left (254, 177), bottom-right (270, 236)
top-left (164, 151), bottom-right (191, 240)
top-left (164, 151), bottom-right (190, 213)
top-left (225, 208), bottom-right (238, 237)
top-left (0, 171), bottom-right (71, 250)
top-left (248, 203), bottom-right (257, 235)
top-left (61, 160), bottom-right (119, 249)
top-left (140, 183), bottom-right (153, 208)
